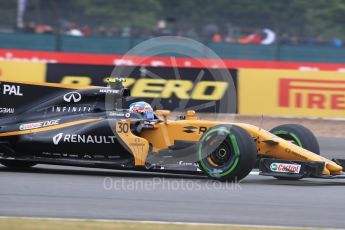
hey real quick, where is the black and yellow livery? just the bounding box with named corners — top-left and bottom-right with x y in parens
top-left (0, 79), bottom-right (344, 181)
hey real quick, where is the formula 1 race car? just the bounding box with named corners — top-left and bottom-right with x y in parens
top-left (0, 78), bottom-right (344, 181)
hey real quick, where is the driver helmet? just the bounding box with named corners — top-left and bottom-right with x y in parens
top-left (129, 101), bottom-right (154, 120)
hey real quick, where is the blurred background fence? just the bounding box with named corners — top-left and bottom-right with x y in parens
top-left (2, 32), bottom-right (345, 63)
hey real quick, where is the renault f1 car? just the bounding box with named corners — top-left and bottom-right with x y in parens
top-left (0, 78), bottom-right (344, 181)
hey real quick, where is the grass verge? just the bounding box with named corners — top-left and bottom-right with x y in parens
top-left (0, 217), bottom-right (324, 230)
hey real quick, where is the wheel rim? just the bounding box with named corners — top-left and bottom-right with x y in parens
top-left (209, 143), bottom-right (233, 167)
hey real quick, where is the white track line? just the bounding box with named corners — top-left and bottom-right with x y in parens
top-left (0, 216), bottom-right (339, 230)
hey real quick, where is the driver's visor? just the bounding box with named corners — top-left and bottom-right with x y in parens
top-left (144, 112), bottom-right (154, 120)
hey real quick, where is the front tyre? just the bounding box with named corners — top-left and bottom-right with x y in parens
top-left (270, 124), bottom-right (320, 180)
top-left (270, 124), bottom-right (320, 154)
top-left (197, 125), bottom-right (256, 182)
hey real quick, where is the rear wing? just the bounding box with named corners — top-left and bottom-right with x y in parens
top-left (0, 79), bottom-right (131, 117)
top-left (0, 81), bottom-right (93, 117)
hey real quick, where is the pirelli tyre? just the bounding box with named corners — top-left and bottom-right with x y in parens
top-left (270, 124), bottom-right (320, 154)
top-left (0, 160), bottom-right (36, 169)
top-left (270, 124), bottom-right (320, 180)
top-left (197, 125), bottom-right (256, 182)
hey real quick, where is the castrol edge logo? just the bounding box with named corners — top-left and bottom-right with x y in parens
top-left (19, 119), bottom-right (60, 131)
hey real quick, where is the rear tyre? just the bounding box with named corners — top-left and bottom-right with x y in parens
top-left (0, 160), bottom-right (36, 169)
top-left (197, 125), bottom-right (256, 182)
top-left (270, 124), bottom-right (320, 180)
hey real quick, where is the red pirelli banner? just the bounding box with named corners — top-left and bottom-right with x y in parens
top-left (1, 48), bottom-right (345, 71)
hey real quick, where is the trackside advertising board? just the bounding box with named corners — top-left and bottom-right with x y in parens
top-left (239, 69), bottom-right (345, 118)
top-left (0, 57), bottom-right (238, 113)
top-left (46, 63), bottom-right (238, 113)
top-left (0, 61), bottom-right (46, 82)
top-left (3, 48), bottom-right (345, 117)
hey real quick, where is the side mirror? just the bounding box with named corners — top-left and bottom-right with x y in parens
top-left (156, 110), bottom-right (171, 124)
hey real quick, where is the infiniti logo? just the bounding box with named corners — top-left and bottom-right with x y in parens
top-left (63, 92), bottom-right (81, 103)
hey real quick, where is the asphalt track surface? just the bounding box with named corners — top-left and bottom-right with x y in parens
top-left (0, 137), bottom-right (345, 228)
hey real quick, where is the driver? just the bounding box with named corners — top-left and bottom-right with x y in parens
top-left (129, 101), bottom-right (154, 120)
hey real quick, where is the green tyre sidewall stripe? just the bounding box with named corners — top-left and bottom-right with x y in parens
top-left (273, 130), bottom-right (303, 147)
